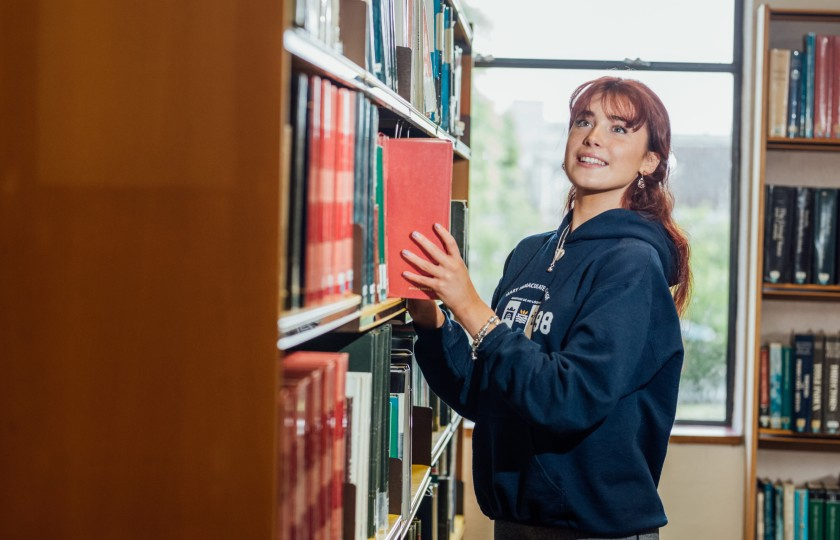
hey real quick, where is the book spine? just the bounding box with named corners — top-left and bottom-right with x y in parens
top-left (812, 188), bottom-right (838, 285)
top-left (825, 334), bottom-right (840, 434)
top-left (770, 342), bottom-right (783, 429)
top-left (764, 185), bottom-right (795, 284)
top-left (814, 35), bottom-right (832, 137)
top-left (760, 344), bottom-right (771, 428)
top-left (803, 33), bottom-right (816, 138)
top-left (811, 333), bottom-right (825, 434)
top-left (768, 49), bottom-right (791, 138)
top-left (787, 50), bottom-right (803, 137)
top-left (781, 344), bottom-right (793, 431)
top-left (792, 186), bottom-right (813, 284)
top-left (792, 333), bottom-right (814, 433)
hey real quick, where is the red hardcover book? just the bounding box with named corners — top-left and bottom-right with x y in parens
top-left (814, 34), bottom-right (833, 138)
top-left (384, 138), bottom-right (453, 299)
top-left (832, 36), bottom-right (840, 138)
top-left (284, 352), bottom-right (349, 540)
top-left (283, 364), bottom-right (324, 539)
top-left (277, 385), bottom-right (295, 540)
top-left (320, 79), bottom-right (337, 301)
top-left (305, 76), bottom-right (323, 306)
top-left (281, 372), bottom-right (312, 539)
top-left (336, 88), bottom-right (356, 297)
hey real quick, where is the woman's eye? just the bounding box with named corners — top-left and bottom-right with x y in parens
top-left (612, 125), bottom-right (627, 134)
top-left (574, 119), bottom-right (590, 127)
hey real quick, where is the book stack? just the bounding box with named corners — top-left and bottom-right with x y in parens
top-left (763, 185), bottom-right (838, 286)
top-left (279, 351), bottom-right (350, 540)
top-left (756, 476), bottom-right (840, 539)
top-left (767, 34), bottom-right (840, 139)
top-left (758, 332), bottom-right (840, 435)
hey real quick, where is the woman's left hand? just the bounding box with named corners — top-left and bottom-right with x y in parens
top-left (401, 223), bottom-right (494, 336)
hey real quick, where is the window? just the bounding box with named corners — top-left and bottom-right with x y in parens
top-left (464, 0), bottom-right (741, 424)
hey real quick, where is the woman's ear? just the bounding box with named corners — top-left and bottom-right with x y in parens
top-left (641, 151), bottom-right (660, 176)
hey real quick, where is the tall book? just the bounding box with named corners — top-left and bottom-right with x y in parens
top-left (811, 332), bottom-right (826, 434)
top-left (781, 344), bottom-right (793, 431)
top-left (787, 50), bottom-right (803, 138)
top-left (792, 333), bottom-right (814, 433)
top-left (826, 480), bottom-right (840, 540)
top-left (759, 344), bottom-right (771, 428)
top-left (803, 33), bottom-right (816, 138)
top-left (287, 73), bottom-right (312, 310)
top-left (813, 34), bottom-right (834, 138)
top-left (768, 48), bottom-right (791, 138)
top-left (792, 186), bottom-right (813, 284)
top-left (384, 138), bottom-right (453, 299)
top-left (769, 341), bottom-right (784, 429)
top-left (305, 76), bottom-right (325, 306)
top-left (450, 199), bottom-right (469, 265)
top-left (793, 486), bottom-right (808, 540)
top-left (825, 333), bottom-right (840, 434)
top-left (811, 188), bottom-right (837, 285)
top-left (807, 480), bottom-right (826, 540)
top-left (764, 185), bottom-right (796, 283)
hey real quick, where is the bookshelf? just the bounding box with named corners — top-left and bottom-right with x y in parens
top-left (278, 0), bottom-right (474, 539)
top-left (748, 6), bottom-right (840, 539)
top-left (0, 1), bottom-right (471, 539)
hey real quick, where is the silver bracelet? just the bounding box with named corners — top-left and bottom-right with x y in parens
top-left (471, 315), bottom-right (499, 361)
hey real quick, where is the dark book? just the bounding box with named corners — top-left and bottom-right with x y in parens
top-left (792, 333), bottom-right (814, 433)
top-left (811, 332), bottom-right (826, 433)
top-left (792, 186), bottom-right (814, 284)
top-left (787, 49), bottom-right (803, 137)
top-left (826, 480), bottom-right (840, 540)
top-left (450, 199), bottom-right (469, 265)
top-left (811, 188), bottom-right (837, 285)
top-left (808, 480), bottom-right (826, 540)
top-left (825, 333), bottom-right (840, 434)
top-left (764, 185), bottom-right (796, 283)
top-left (286, 73), bottom-right (311, 310)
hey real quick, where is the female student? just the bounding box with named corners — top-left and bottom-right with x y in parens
top-left (401, 76), bottom-right (691, 539)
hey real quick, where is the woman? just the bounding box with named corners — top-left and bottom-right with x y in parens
top-left (401, 76), bottom-right (691, 539)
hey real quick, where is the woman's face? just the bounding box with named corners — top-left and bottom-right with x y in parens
top-left (563, 94), bottom-right (659, 205)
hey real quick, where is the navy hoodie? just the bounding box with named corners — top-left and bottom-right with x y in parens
top-left (413, 208), bottom-right (684, 536)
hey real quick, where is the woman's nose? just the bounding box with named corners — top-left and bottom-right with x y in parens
top-left (583, 127), bottom-right (603, 146)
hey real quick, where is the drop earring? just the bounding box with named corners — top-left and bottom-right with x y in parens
top-left (637, 173), bottom-right (646, 189)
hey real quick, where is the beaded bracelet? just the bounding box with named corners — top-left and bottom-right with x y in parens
top-left (471, 315), bottom-right (500, 361)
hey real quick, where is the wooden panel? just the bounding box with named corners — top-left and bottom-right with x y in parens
top-left (0, 1), bottom-right (283, 538)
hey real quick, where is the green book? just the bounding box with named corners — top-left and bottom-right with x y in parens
top-left (808, 481), bottom-right (825, 540)
top-left (812, 188), bottom-right (838, 286)
top-left (826, 481), bottom-right (840, 540)
top-left (781, 344), bottom-right (793, 430)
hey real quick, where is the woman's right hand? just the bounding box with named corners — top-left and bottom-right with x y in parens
top-left (406, 299), bottom-right (445, 329)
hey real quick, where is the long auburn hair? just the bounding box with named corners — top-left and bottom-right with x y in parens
top-left (564, 76), bottom-right (692, 316)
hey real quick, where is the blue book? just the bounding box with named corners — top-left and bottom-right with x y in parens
top-left (794, 487), bottom-right (808, 540)
top-left (803, 33), bottom-right (816, 138)
top-left (787, 50), bottom-right (803, 137)
top-left (769, 342), bottom-right (783, 429)
top-left (781, 345), bottom-right (793, 431)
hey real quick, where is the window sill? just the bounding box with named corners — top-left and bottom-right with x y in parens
top-left (670, 424), bottom-right (742, 445)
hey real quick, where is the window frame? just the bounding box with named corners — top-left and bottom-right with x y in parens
top-left (471, 0), bottom-right (744, 427)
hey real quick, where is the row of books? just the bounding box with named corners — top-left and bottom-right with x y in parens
top-left (756, 475), bottom-right (840, 540)
top-left (758, 332), bottom-right (840, 434)
top-left (763, 185), bottom-right (838, 285)
top-left (767, 33), bottom-right (840, 139)
top-left (280, 323), bottom-right (457, 540)
top-left (293, 0), bottom-right (466, 137)
top-left (285, 73), bottom-right (468, 311)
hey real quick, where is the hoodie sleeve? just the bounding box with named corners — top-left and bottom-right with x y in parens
top-left (411, 246), bottom-right (519, 421)
top-left (475, 243), bottom-right (682, 436)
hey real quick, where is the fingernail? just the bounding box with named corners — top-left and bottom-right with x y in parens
top-left (401, 249), bottom-right (409, 257)
top-left (411, 231), bottom-right (419, 239)
top-left (434, 223), bottom-right (442, 230)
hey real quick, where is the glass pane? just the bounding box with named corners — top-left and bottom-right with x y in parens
top-left (462, 0), bottom-right (735, 64)
top-left (469, 68), bottom-right (734, 422)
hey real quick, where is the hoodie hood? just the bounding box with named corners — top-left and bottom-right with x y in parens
top-left (559, 208), bottom-right (680, 286)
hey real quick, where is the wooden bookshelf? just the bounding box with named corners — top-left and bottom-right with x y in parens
top-left (747, 6), bottom-right (840, 540)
